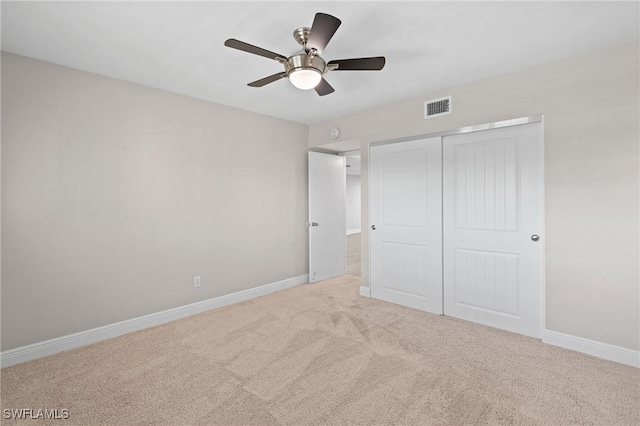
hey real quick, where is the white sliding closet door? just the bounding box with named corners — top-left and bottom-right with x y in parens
top-left (442, 123), bottom-right (543, 337)
top-left (370, 138), bottom-right (442, 314)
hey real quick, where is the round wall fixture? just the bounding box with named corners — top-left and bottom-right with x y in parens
top-left (330, 127), bottom-right (340, 139)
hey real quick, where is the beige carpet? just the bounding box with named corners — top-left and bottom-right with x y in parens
top-left (2, 275), bottom-right (638, 425)
top-left (346, 232), bottom-right (361, 277)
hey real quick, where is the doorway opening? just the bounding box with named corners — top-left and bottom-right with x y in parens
top-left (344, 153), bottom-right (361, 277)
top-left (307, 140), bottom-right (362, 282)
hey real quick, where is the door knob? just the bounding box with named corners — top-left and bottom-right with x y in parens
top-left (311, 222), bottom-right (318, 227)
top-left (371, 225), bottom-right (376, 230)
top-left (531, 234), bottom-right (540, 241)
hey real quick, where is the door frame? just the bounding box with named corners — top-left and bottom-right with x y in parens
top-left (367, 115), bottom-right (545, 332)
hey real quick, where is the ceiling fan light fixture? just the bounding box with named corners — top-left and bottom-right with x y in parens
top-left (289, 67), bottom-right (322, 90)
top-left (225, 12), bottom-right (385, 96)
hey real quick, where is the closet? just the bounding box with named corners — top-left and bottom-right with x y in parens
top-left (370, 119), bottom-right (543, 338)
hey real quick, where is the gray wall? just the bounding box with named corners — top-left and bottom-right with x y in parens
top-left (3, 42), bottom-right (639, 354)
top-left (1, 53), bottom-right (309, 351)
top-left (309, 43), bottom-right (640, 351)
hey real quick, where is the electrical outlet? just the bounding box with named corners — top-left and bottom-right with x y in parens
top-left (193, 275), bottom-right (201, 288)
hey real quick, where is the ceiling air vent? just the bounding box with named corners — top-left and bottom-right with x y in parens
top-left (424, 96), bottom-right (452, 119)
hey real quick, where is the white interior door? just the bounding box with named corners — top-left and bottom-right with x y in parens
top-left (443, 123), bottom-right (543, 337)
top-left (370, 138), bottom-right (442, 314)
top-left (308, 152), bottom-right (345, 283)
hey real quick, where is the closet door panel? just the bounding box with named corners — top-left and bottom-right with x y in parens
top-left (370, 137), bottom-right (442, 314)
top-left (443, 123), bottom-right (544, 338)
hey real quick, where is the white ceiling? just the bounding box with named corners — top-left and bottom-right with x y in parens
top-left (2, 1), bottom-right (638, 125)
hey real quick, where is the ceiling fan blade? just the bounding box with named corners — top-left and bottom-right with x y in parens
top-left (328, 57), bottom-right (386, 71)
top-left (224, 39), bottom-right (287, 62)
top-left (248, 72), bottom-right (288, 88)
top-left (306, 13), bottom-right (341, 54)
top-left (314, 78), bottom-right (335, 96)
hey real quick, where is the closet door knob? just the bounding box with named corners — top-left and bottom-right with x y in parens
top-left (371, 225), bottom-right (376, 231)
top-left (531, 234), bottom-right (540, 241)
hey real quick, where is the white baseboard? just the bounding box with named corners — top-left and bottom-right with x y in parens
top-left (543, 329), bottom-right (639, 368)
top-left (359, 286), bottom-right (370, 297)
top-left (1, 274), bottom-right (309, 368)
top-left (346, 229), bottom-right (361, 235)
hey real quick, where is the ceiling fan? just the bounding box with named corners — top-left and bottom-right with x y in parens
top-left (224, 12), bottom-right (386, 96)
